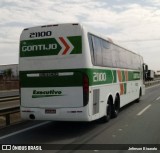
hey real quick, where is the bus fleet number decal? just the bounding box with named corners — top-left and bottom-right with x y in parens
top-left (93, 72), bottom-right (106, 82)
top-left (30, 31), bottom-right (52, 38)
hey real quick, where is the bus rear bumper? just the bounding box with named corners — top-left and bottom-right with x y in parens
top-left (20, 106), bottom-right (91, 122)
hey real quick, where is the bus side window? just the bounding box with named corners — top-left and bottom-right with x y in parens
top-left (88, 34), bottom-right (95, 64)
top-left (92, 36), bottom-right (103, 66)
top-left (101, 39), bottom-right (113, 67)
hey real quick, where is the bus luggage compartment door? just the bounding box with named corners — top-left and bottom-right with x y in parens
top-left (92, 89), bottom-right (100, 115)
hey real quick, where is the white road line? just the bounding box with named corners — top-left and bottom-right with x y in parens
top-left (156, 97), bottom-right (160, 101)
top-left (0, 121), bottom-right (51, 140)
top-left (137, 104), bottom-right (151, 116)
top-left (146, 83), bottom-right (160, 89)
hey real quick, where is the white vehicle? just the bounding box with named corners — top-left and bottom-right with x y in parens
top-left (146, 70), bottom-right (154, 81)
top-left (19, 23), bottom-right (145, 122)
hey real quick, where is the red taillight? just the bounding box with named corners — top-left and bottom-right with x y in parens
top-left (83, 74), bottom-right (89, 106)
top-left (83, 75), bottom-right (89, 93)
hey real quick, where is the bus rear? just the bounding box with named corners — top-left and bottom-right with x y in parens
top-left (19, 23), bottom-right (91, 121)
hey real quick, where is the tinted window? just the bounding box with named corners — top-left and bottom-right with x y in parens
top-left (88, 33), bottom-right (141, 70)
top-left (92, 36), bottom-right (102, 66)
top-left (101, 39), bottom-right (113, 67)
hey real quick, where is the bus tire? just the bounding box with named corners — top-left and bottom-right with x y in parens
top-left (101, 99), bottom-right (111, 123)
top-left (112, 95), bottom-right (120, 118)
top-left (136, 88), bottom-right (142, 103)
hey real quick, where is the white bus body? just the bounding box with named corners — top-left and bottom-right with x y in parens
top-left (19, 23), bottom-right (145, 122)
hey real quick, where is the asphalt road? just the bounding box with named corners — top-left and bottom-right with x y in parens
top-left (0, 85), bottom-right (160, 153)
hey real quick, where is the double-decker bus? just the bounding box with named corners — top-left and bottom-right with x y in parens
top-left (19, 23), bottom-right (145, 122)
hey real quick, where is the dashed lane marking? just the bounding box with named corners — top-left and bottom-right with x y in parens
top-left (156, 97), bottom-right (160, 101)
top-left (137, 104), bottom-right (151, 116)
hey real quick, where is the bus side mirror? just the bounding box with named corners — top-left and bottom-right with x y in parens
top-left (143, 63), bottom-right (148, 73)
top-left (143, 63), bottom-right (148, 81)
top-left (145, 65), bottom-right (148, 72)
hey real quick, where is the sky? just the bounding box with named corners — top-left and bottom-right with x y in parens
top-left (0, 0), bottom-right (160, 71)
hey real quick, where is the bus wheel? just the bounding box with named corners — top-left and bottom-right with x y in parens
top-left (112, 95), bottom-right (120, 118)
top-left (101, 100), bottom-right (111, 123)
top-left (136, 88), bottom-right (142, 103)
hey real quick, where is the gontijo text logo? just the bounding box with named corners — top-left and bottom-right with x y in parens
top-left (20, 36), bottom-right (82, 57)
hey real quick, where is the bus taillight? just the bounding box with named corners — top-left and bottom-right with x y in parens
top-left (83, 74), bottom-right (89, 106)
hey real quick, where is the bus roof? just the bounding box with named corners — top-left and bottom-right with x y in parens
top-left (22, 22), bottom-right (142, 59)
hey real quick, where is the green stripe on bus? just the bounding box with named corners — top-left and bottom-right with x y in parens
top-left (124, 83), bottom-right (127, 94)
top-left (20, 68), bottom-right (140, 88)
top-left (20, 68), bottom-right (116, 87)
top-left (122, 71), bottom-right (125, 82)
top-left (20, 70), bottom-right (83, 87)
top-left (85, 69), bottom-right (117, 86)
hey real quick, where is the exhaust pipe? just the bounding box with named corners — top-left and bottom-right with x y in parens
top-left (29, 114), bottom-right (35, 120)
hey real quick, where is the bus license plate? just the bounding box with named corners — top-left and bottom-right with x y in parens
top-left (45, 109), bottom-right (56, 114)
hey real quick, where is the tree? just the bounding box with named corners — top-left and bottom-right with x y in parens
top-left (3, 68), bottom-right (13, 80)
